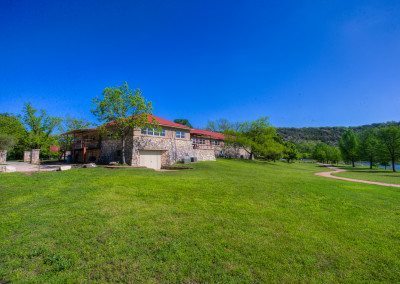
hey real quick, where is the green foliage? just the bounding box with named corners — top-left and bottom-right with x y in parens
top-left (0, 113), bottom-right (27, 159)
top-left (22, 102), bottom-right (62, 158)
top-left (312, 142), bottom-right (340, 164)
top-left (173, 119), bottom-right (192, 128)
top-left (0, 134), bottom-right (16, 151)
top-left (339, 129), bottom-right (359, 167)
top-left (358, 129), bottom-right (380, 169)
top-left (225, 117), bottom-right (284, 160)
top-left (92, 82), bottom-right (154, 164)
top-left (377, 126), bottom-right (400, 172)
top-left (283, 141), bottom-right (298, 163)
top-left (295, 141), bottom-right (318, 159)
top-left (278, 121), bottom-right (400, 145)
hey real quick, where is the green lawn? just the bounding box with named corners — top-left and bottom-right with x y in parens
top-left (334, 166), bottom-right (400, 185)
top-left (1, 160), bottom-right (400, 282)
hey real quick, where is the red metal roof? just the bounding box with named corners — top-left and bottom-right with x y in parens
top-left (147, 114), bottom-right (191, 130)
top-left (190, 128), bottom-right (225, 140)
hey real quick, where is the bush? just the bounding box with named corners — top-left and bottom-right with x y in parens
top-left (0, 134), bottom-right (16, 151)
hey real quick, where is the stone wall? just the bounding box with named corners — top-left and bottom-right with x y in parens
top-left (0, 150), bottom-right (6, 164)
top-left (194, 149), bottom-right (216, 161)
top-left (99, 139), bottom-right (123, 164)
top-left (222, 145), bottom-right (250, 159)
top-left (24, 151), bottom-right (31, 162)
top-left (131, 136), bottom-right (194, 166)
top-left (31, 149), bottom-right (40, 164)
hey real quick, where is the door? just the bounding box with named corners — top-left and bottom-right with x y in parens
top-left (139, 150), bottom-right (162, 170)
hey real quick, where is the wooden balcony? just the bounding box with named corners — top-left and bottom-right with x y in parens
top-left (193, 144), bottom-right (215, 150)
top-left (73, 140), bottom-right (100, 150)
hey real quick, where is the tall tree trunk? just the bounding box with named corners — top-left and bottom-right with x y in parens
top-left (352, 160), bottom-right (355, 167)
top-left (370, 158), bottom-right (373, 169)
top-left (392, 157), bottom-right (396, 172)
top-left (121, 134), bottom-right (126, 165)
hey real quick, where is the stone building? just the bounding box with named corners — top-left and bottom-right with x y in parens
top-left (62, 115), bottom-right (249, 170)
top-left (190, 129), bottom-right (250, 159)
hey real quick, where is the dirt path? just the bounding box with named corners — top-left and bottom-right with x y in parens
top-left (315, 165), bottom-right (400, 188)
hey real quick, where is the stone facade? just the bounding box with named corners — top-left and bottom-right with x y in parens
top-left (98, 127), bottom-right (193, 166)
top-left (65, 116), bottom-right (251, 168)
top-left (0, 150), bottom-right (6, 164)
top-left (30, 149), bottom-right (40, 164)
top-left (221, 144), bottom-right (251, 159)
top-left (194, 149), bottom-right (216, 161)
top-left (24, 151), bottom-right (31, 162)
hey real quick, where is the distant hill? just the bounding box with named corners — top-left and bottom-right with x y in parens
top-left (278, 121), bottom-right (400, 145)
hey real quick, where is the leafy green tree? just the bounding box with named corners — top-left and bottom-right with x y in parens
top-left (92, 82), bottom-right (154, 164)
top-left (283, 141), bottom-right (298, 163)
top-left (358, 129), bottom-right (380, 169)
top-left (22, 103), bottom-right (62, 157)
top-left (339, 129), bottom-right (359, 167)
top-left (0, 134), bottom-right (16, 151)
top-left (312, 142), bottom-right (328, 163)
top-left (173, 119), bottom-right (192, 128)
top-left (225, 117), bottom-right (284, 160)
top-left (0, 113), bottom-right (27, 159)
top-left (377, 126), bottom-right (400, 172)
top-left (295, 141), bottom-right (318, 159)
top-left (326, 146), bottom-right (341, 164)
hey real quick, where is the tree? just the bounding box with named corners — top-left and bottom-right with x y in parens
top-left (206, 119), bottom-right (237, 132)
top-left (225, 117), bottom-right (284, 160)
top-left (312, 142), bottom-right (328, 163)
top-left (295, 141), bottom-right (318, 159)
top-left (339, 129), bottom-right (359, 167)
top-left (0, 134), bottom-right (15, 151)
top-left (22, 103), bottom-right (62, 157)
top-left (358, 129), bottom-right (380, 169)
top-left (326, 146), bottom-right (341, 164)
top-left (0, 113), bottom-right (27, 159)
top-left (92, 82), bottom-right (154, 164)
top-left (377, 126), bottom-right (400, 172)
top-left (283, 141), bottom-right (298, 163)
top-left (173, 119), bottom-right (192, 128)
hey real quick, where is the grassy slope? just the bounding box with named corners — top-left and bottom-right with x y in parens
top-left (0, 160), bottom-right (399, 282)
top-left (334, 166), bottom-right (400, 185)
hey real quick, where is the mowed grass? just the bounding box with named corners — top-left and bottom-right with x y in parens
top-left (0, 160), bottom-right (400, 282)
top-left (335, 166), bottom-right (400, 185)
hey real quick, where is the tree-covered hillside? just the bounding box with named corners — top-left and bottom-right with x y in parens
top-left (278, 121), bottom-right (400, 145)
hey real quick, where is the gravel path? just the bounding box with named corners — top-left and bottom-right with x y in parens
top-left (315, 165), bottom-right (400, 188)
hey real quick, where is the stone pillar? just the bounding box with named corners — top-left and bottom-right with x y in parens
top-left (30, 149), bottom-right (40, 164)
top-left (0, 150), bottom-right (7, 164)
top-left (24, 151), bottom-right (31, 162)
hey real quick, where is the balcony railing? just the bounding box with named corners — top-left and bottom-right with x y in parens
top-left (193, 144), bottom-right (215, 150)
top-left (73, 140), bottom-right (100, 149)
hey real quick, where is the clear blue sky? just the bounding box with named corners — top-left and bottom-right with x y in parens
top-left (1, 0), bottom-right (400, 128)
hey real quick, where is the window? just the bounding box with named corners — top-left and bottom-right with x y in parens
top-left (141, 128), bottom-right (166, 137)
top-left (212, 140), bottom-right (220, 145)
top-left (192, 137), bottom-right (206, 145)
top-left (176, 131), bottom-right (185, 139)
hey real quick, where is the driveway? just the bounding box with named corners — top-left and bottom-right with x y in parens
top-left (315, 164), bottom-right (400, 188)
top-left (3, 161), bottom-right (65, 173)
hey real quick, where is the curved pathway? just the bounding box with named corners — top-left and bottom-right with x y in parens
top-left (315, 165), bottom-right (400, 188)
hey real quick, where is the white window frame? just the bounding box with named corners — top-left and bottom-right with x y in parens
top-left (141, 128), bottom-right (166, 137)
top-left (176, 131), bottom-right (185, 139)
top-left (192, 137), bottom-right (206, 145)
